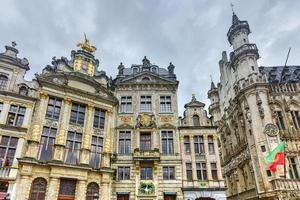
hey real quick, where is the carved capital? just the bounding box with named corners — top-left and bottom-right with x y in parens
top-left (179, 134), bottom-right (185, 141)
top-left (64, 98), bottom-right (72, 105)
top-left (87, 104), bottom-right (94, 111)
top-left (189, 134), bottom-right (194, 140)
top-left (203, 133), bottom-right (208, 140)
top-left (39, 91), bottom-right (48, 99)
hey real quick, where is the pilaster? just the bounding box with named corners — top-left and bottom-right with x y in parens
top-left (0, 100), bottom-right (10, 124)
top-left (75, 180), bottom-right (87, 200)
top-left (214, 134), bottom-right (223, 180)
top-left (203, 134), bottom-right (212, 181)
top-left (81, 104), bottom-right (94, 165)
top-left (189, 134), bottom-right (197, 181)
top-left (46, 177), bottom-right (59, 200)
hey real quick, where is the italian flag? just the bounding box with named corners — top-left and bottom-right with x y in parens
top-left (266, 141), bottom-right (285, 172)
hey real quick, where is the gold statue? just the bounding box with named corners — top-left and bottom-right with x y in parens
top-left (77, 33), bottom-right (97, 53)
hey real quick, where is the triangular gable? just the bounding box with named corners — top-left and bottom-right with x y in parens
top-left (118, 71), bottom-right (177, 85)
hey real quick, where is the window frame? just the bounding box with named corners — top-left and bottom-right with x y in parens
top-left (208, 136), bottom-right (215, 154)
top-left (0, 135), bottom-right (18, 167)
top-left (0, 75), bottom-right (8, 90)
top-left (140, 167), bottom-right (153, 180)
top-left (160, 96), bottom-right (172, 113)
top-left (46, 97), bottom-right (62, 120)
top-left (38, 126), bottom-right (57, 162)
top-left (194, 135), bottom-right (205, 154)
top-left (140, 95), bottom-right (152, 112)
top-left (118, 166), bottom-right (131, 180)
top-left (118, 131), bottom-right (131, 154)
top-left (6, 104), bottom-right (26, 127)
top-left (211, 162), bottom-right (218, 180)
top-left (161, 131), bottom-right (174, 154)
top-left (163, 166), bottom-right (175, 180)
top-left (186, 162), bottom-right (193, 182)
top-left (196, 162), bottom-right (207, 181)
top-left (89, 135), bottom-right (103, 169)
top-left (65, 131), bottom-right (82, 165)
top-left (93, 108), bottom-right (105, 129)
top-left (120, 96), bottom-right (133, 113)
top-left (70, 103), bottom-right (86, 125)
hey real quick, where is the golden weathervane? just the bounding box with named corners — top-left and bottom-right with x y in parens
top-left (77, 33), bottom-right (97, 53)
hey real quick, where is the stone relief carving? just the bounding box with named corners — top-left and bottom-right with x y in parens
top-left (45, 119), bottom-right (59, 128)
top-left (69, 124), bottom-right (84, 133)
top-left (223, 148), bottom-right (250, 174)
top-left (136, 113), bottom-right (156, 128)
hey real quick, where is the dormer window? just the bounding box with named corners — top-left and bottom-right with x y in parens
top-left (192, 115), bottom-right (200, 126)
top-left (19, 86), bottom-right (28, 96)
top-left (151, 67), bottom-right (157, 73)
top-left (133, 67), bottom-right (139, 74)
top-left (0, 75), bottom-right (8, 90)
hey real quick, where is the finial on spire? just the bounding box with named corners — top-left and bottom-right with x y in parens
top-left (192, 93), bottom-right (196, 101)
top-left (12, 41), bottom-right (17, 48)
top-left (77, 33), bottom-right (97, 53)
top-left (230, 2), bottom-right (235, 14)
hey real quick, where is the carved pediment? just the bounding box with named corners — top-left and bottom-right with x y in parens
top-left (119, 72), bottom-right (177, 85)
top-left (116, 123), bottom-right (134, 129)
top-left (158, 123), bottom-right (176, 129)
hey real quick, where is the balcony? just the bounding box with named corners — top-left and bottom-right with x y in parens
top-left (270, 178), bottom-right (300, 191)
top-left (133, 148), bottom-right (160, 161)
top-left (230, 43), bottom-right (259, 65)
top-left (0, 167), bottom-right (11, 178)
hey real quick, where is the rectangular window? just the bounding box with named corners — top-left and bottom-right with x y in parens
top-left (70, 103), bottom-right (86, 125)
top-left (196, 162), bottom-right (207, 181)
top-left (211, 162), bottom-right (218, 180)
top-left (163, 166), bottom-right (175, 180)
top-left (208, 136), bottom-right (215, 154)
top-left (90, 135), bottom-right (103, 169)
top-left (0, 136), bottom-right (18, 167)
top-left (276, 111), bottom-right (286, 130)
top-left (120, 96), bottom-right (132, 113)
top-left (6, 105), bottom-right (26, 127)
top-left (119, 131), bottom-right (131, 154)
top-left (118, 167), bottom-right (130, 180)
top-left (184, 136), bottom-right (190, 154)
top-left (291, 111), bottom-right (300, 130)
top-left (65, 131), bottom-right (82, 165)
top-left (46, 97), bottom-right (62, 119)
top-left (38, 127), bottom-right (56, 162)
top-left (93, 108), bottom-right (105, 129)
top-left (140, 96), bottom-right (151, 112)
top-left (161, 131), bottom-right (174, 154)
top-left (141, 167), bottom-right (152, 180)
top-left (140, 133), bottom-right (151, 152)
top-left (186, 163), bottom-right (193, 181)
top-left (160, 96), bottom-right (171, 113)
top-left (194, 135), bottom-right (204, 154)
top-left (289, 157), bottom-right (299, 179)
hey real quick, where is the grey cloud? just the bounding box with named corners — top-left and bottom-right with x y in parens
top-left (1, 0), bottom-right (300, 115)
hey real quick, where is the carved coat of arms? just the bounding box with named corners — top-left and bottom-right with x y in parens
top-left (136, 114), bottom-right (156, 128)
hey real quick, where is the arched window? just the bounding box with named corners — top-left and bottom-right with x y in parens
top-left (19, 86), bottom-right (28, 96)
top-left (86, 182), bottom-right (99, 200)
top-left (0, 75), bottom-right (8, 90)
top-left (29, 178), bottom-right (47, 200)
top-left (193, 115), bottom-right (200, 126)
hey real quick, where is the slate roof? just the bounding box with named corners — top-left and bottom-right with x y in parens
top-left (259, 66), bottom-right (300, 83)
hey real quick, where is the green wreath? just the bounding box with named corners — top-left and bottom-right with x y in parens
top-left (138, 182), bottom-right (155, 195)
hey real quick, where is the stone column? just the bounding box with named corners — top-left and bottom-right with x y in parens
top-left (152, 129), bottom-right (159, 149)
top-left (180, 135), bottom-right (187, 181)
top-left (81, 104), bottom-right (94, 165)
top-left (75, 180), bottom-right (87, 200)
top-left (0, 100), bottom-right (10, 124)
top-left (21, 104), bottom-right (34, 129)
top-left (189, 134), bottom-right (197, 181)
top-left (214, 134), bottom-right (223, 180)
top-left (46, 177), bottom-right (60, 200)
top-left (203, 134), bottom-right (212, 181)
top-left (53, 98), bottom-right (72, 162)
top-left (25, 92), bottom-right (48, 159)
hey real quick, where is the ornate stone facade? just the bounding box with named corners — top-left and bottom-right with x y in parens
top-left (0, 42), bottom-right (37, 200)
top-left (208, 12), bottom-right (300, 200)
top-left (179, 95), bottom-right (226, 200)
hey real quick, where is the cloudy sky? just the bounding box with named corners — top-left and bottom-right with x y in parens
top-left (1, 0), bottom-right (300, 115)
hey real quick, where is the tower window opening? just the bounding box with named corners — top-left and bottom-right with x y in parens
top-left (251, 66), bottom-right (255, 71)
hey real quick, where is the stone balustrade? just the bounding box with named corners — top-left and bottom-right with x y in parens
top-left (233, 72), bottom-right (267, 94)
top-left (270, 83), bottom-right (298, 93)
top-left (270, 178), bottom-right (300, 191)
top-left (133, 148), bottom-right (160, 161)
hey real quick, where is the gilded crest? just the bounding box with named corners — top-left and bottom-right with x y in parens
top-left (136, 114), bottom-right (156, 128)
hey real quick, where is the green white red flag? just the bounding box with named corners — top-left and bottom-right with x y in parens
top-left (266, 141), bottom-right (285, 172)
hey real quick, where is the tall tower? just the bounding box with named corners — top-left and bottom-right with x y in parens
top-left (227, 12), bottom-right (260, 81)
